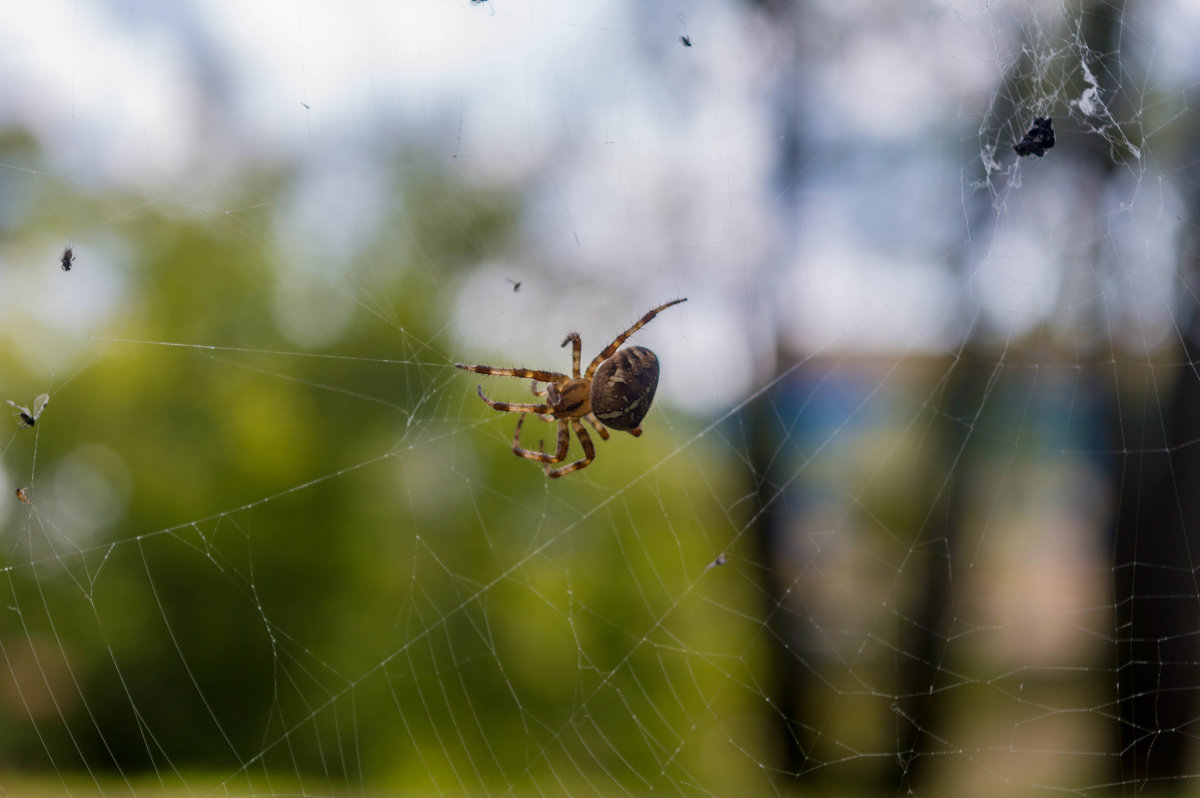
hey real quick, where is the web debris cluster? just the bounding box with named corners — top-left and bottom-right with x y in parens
top-left (1014, 116), bottom-right (1055, 157)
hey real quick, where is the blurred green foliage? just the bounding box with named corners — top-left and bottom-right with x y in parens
top-left (0, 133), bottom-right (767, 794)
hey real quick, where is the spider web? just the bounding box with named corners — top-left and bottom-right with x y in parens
top-left (0, 0), bottom-right (1195, 796)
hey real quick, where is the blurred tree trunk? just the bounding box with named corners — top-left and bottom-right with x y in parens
top-left (893, 348), bottom-right (990, 788)
top-left (1112, 330), bottom-right (1200, 791)
top-left (900, 2), bottom-right (1140, 791)
top-left (1059, 0), bottom-right (1200, 791)
top-left (742, 0), bottom-right (1148, 794)
top-left (747, 382), bottom-right (808, 780)
top-left (1111, 198), bottom-right (1200, 792)
top-left (743, 0), bottom-right (812, 783)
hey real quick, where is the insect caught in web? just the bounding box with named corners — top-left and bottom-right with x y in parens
top-left (1014, 116), bottom-right (1055, 157)
top-left (6, 393), bottom-right (49, 428)
top-left (61, 239), bottom-right (75, 271)
top-left (679, 35), bottom-right (692, 47)
top-left (14, 488), bottom-right (31, 505)
top-left (455, 298), bottom-right (687, 478)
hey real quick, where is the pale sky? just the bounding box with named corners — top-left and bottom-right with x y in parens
top-left (0, 0), bottom-right (1187, 413)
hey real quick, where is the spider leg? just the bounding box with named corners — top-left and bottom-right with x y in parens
top-left (511, 416), bottom-right (569, 463)
top-left (530, 380), bottom-right (548, 397)
top-left (561, 332), bottom-right (582, 378)
top-left (584, 298), bottom-right (687, 379)
top-left (455, 363), bottom-right (567, 382)
top-left (545, 420), bottom-right (595, 479)
top-left (583, 413), bottom-right (611, 441)
top-left (476, 385), bottom-right (554, 414)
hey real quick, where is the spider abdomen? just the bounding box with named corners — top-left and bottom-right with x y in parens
top-left (591, 346), bottom-right (660, 431)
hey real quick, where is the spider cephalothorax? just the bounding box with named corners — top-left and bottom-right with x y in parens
top-left (456, 298), bottom-right (686, 478)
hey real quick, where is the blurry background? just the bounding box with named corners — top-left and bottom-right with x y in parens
top-left (0, 0), bottom-right (1195, 795)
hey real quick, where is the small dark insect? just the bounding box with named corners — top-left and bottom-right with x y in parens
top-left (456, 298), bottom-right (687, 478)
top-left (300, 101), bottom-right (310, 109)
top-left (679, 35), bottom-right (692, 47)
top-left (705, 553), bottom-right (728, 571)
top-left (6, 393), bottom-right (49, 428)
top-left (1014, 116), bottom-right (1055, 157)
top-left (61, 239), bottom-right (74, 271)
top-left (14, 488), bottom-right (31, 505)
top-left (505, 278), bottom-right (522, 293)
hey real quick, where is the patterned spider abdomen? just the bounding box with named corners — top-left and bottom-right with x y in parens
top-left (591, 346), bottom-right (660, 430)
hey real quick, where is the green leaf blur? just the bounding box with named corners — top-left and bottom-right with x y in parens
top-left (0, 134), bottom-right (765, 795)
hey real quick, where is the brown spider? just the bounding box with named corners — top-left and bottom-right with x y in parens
top-left (456, 298), bottom-right (687, 478)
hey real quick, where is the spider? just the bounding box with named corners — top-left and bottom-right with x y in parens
top-left (456, 298), bottom-right (687, 478)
